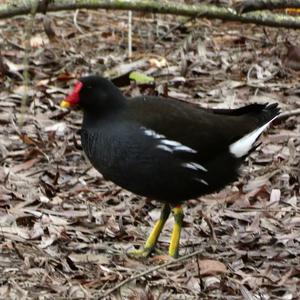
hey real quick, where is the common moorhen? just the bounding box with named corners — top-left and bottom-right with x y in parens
top-left (61, 75), bottom-right (280, 258)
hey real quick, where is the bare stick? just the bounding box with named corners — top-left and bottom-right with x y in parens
top-left (277, 109), bottom-right (300, 121)
top-left (128, 10), bottom-right (132, 59)
top-left (99, 248), bottom-right (205, 298)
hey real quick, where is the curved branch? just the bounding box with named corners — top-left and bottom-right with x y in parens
top-left (1, 1), bottom-right (300, 29)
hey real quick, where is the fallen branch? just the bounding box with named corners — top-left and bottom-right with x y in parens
top-left (99, 248), bottom-right (206, 298)
top-left (1, 0), bottom-right (300, 29)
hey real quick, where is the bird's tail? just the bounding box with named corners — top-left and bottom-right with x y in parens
top-left (229, 103), bottom-right (280, 158)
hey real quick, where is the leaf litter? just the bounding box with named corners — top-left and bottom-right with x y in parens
top-left (0, 3), bottom-right (299, 299)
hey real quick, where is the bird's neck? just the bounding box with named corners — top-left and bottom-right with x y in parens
top-left (82, 102), bottom-right (126, 129)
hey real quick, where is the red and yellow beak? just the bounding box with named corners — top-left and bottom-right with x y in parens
top-left (60, 81), bottom-right (83, 108)
top-left (60, 100), bottom-right (72, 108)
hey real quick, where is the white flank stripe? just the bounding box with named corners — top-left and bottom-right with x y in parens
top-left (182, 162), bottom-right (207, 172)
top-left (229, 116), bottom-right (277, 158)
top-left (142, 127), bottom-right (197, 154)
top-left (174, 145), bottom-right (197, 153)
top-left (157, 145), bottom-right (173, 152)
top-left (144, 129), bottom-right (164, 139)
top-left (160, 139), bottom-right (181, 147)
top-left (194, 178), bottom-right (209, 185)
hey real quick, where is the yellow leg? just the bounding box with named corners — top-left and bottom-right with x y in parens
top-left (168, 205), bottom-right (183, 258)
top-left (128, 204), bottom-right (171, 258)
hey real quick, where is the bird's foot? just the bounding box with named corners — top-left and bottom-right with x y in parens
top-left (127, 247), bottom-right (153, 259)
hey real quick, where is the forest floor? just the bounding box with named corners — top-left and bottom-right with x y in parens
top-left (0, 6), bottom-right (299, 300)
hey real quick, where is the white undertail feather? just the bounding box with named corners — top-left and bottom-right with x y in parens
top-left (229, 116), bottom-right (277, 158)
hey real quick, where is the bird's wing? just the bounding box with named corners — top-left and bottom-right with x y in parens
top-left (125, 98), bottom-right (278, 161)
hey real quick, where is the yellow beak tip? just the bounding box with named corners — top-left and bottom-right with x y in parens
top-left (60, 100), bottom-right (71, 108)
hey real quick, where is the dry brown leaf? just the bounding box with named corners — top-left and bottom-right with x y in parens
top-left (69, 253), bottom-right (109, 265)
top-left (30, 35), bottom-right (49, 48)
top-left (198, 259), bottom-right (227, 275)
top-left (10, 158), bottom-right (40, 173)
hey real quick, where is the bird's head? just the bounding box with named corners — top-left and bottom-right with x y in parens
top-left (61, 75), bottom-right (126, 114)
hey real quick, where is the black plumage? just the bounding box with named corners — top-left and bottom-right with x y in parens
top-left (61, 75), bottom-right (280, 258)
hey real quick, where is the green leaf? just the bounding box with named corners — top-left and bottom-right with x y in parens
top-left (129, 71), bottom-right (154, 84)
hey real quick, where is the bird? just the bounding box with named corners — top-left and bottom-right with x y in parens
top-left (60, 75), bottom-right (280, 258)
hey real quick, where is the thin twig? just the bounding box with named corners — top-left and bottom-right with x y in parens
top-left (201, 212), bottom-right (217, 241)
top-left (277, 109), bottom-right (300, 121)
top-left (73, 9), bottom-right (84, 33)
top-left (154, 16), bottom-right (195, 47)
top-left (99, 248), bottom-right (205, 298)
top-left (195, 249), bottom-right (203, 295)
top-left (128, 10), bottom-right (132, 59)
